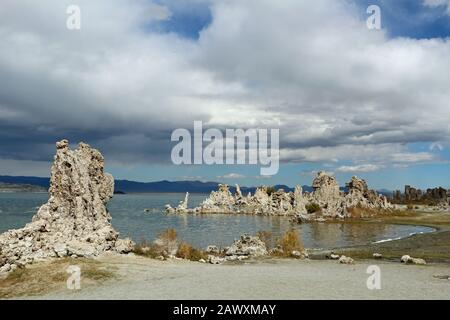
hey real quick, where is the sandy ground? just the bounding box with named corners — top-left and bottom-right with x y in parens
top-left (34, 254), bottom-right (450, 300)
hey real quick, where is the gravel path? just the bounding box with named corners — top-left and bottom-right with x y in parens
top-left (36, 254), bottom-right (450, 300)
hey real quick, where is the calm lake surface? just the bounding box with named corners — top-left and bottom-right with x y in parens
top-left (0, 192), bottom-right (435, 249)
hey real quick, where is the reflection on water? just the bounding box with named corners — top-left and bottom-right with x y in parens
top-left (0, 193), bottom-right (435, 249)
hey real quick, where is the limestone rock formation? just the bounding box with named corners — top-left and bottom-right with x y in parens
top-left (401, 255), bottom-right (427, 265)
top-left (166, 171), bottom-right (393, 221)
top-left (338, 255), bottom-right (355, 264)
top-left (309, 172), bottom-right (346, 218)
top-left (166, 192), bottom-right (190, 214)
top-left (199, 184), bottom-right (236, 213)
top-left (0, 140), bottom-right (134, 274)
top-left (225, 235), bottom-right (268, 258)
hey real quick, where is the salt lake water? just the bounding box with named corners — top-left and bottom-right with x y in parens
top-left (0, 192), bottom-right (435, 250)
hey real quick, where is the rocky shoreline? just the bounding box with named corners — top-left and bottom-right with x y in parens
top-left (166, 171), bottom-right (393, 221)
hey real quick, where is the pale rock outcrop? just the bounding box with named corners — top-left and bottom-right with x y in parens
top-left (338, 255), bottom-right (355, 264)
top-left (206, 245), bottom-right (220, 255)
top-left (293, 186), bottom-right (308, 216)
top-left (166, 192), bottom-right (190, 214)
top-left (166, 171), bottom-right (393, 221)
top-left (225, 235), bottom-right (268, 258)
top-left (401, 255), bottom-right (412, 263)
top-left (203, 184), bottom-right (235, 213)
top-left (0, 140), bottom-right (134, 274)
top-left (344, 176), bottom-right (393, 212)
top-left (208, 255), bottom-right (226, 264)
top-left (309, 172), bottom-right (346, 218)
top-left (401, 255), bottom-right (427, 265)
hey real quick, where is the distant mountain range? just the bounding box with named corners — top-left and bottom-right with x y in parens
top-left (0, 182), bottom-right (46, 193)
top-left (0, 175), bottom-right (308, 194)
top-left (0, 175), bottom-right (392, 196)
top-left (113, 180), bottom-right (308, 194)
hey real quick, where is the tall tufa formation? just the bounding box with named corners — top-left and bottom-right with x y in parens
top-left (166, 171), bottom-right (393, 220)
top-left (0, 140), bottom-right (134, 274)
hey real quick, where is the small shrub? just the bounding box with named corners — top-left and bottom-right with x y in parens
top-left (158, 228), bottom-right (177, 243)
top-left (133, 239), bottom-right (167, 259)
top-left (272, 230), bottom-right (304, 258)
top-left (155, 228), bottom-right (178, 255)
top-left (257, 230), bottom-right (274, 249)
top-left (347, 206), bottom-right (363, 218)
top-left (305, 203), bottom-right (321, 214)
top-left (176, 243), bottom-right (208, 261)
top-left (347, 206), bottom-right (387, 218)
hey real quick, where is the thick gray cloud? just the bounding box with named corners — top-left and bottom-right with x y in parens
top-left (0, 0), bottom-right (449, 175)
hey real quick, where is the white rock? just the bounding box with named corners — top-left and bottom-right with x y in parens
top-left (206, 245), bottom-right (220, 254)
top-left (0, 263), bottom-right (11, 273)
top-left (53, 243), bottom-right (68, 258)
top-left (115, 238), bottom-right (135, 254)
top-left (401, 255), bottom-right (412, 263)
top-left (411, 258), bottom-right (427, 265)
top-left (339, 256), bottom-right (354, 264)
top-left (209, 255), bottom-right (225, 264)
top-left (401, 255), bottom-right (426, 265)
top-left (225, 235), bottom-right (268, 257)
top-left (291, 250), bottom-right (302, 258)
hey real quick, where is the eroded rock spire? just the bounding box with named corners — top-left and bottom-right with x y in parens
top-left (0, 140), bottom-right (134, 274)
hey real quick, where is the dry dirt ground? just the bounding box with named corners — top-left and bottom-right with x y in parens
top-left (15, 254), bottom-right (450, 300)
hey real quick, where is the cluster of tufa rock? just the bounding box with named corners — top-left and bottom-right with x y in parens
top-left (205, 234), bottom-right (308, 264)
top-left (166, 171), bottom-right (393, 221)
top-left (225, 235), bottom-right (268, 258)
top-left (393, 185), bottom-right (449, 209)
top-left (0, 140), bottom-right (134, 274)
top-left (400, 255), bottom-right (427, 265)
top-left (204, 235), bottom-right (269, 264)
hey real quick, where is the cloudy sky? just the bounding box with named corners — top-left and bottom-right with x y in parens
top-left (1, 0), bottom-right (450, 190)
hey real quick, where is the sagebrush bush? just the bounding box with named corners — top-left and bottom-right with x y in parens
top-left (257, 230), bottom-right (274, 249)
top-left (155, 228), bottom-right (178, 254)
top-left (273, 230), bottom-right (304, 258)
top-left (133, 239), bottom-right (167, 258)
top-left (176, 242), bottom-right (208, 261)
top-left (134, 228), bottom-right (178, 258)
top-left (158, 228), bottom-right (177, 243)
top-left (347, 205), bottom-right (388, 218)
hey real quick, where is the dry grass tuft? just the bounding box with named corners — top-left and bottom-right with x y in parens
top-left (257, 230), bottom-right (274, 250)
top-left (133, 239), bottom-right (168, 259)
top-left (158, 228), bottom-right (178, 243)
top-left (272, 230), bottom-right (305, 258)
top-left (134, 228), bottom-right (180, 259)
top-left (176, 243), bottom-right (208, 261)
top-left (0, 258), bottom-right (115, 299)
top-left (347, 206), bottom-right (390, 219)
